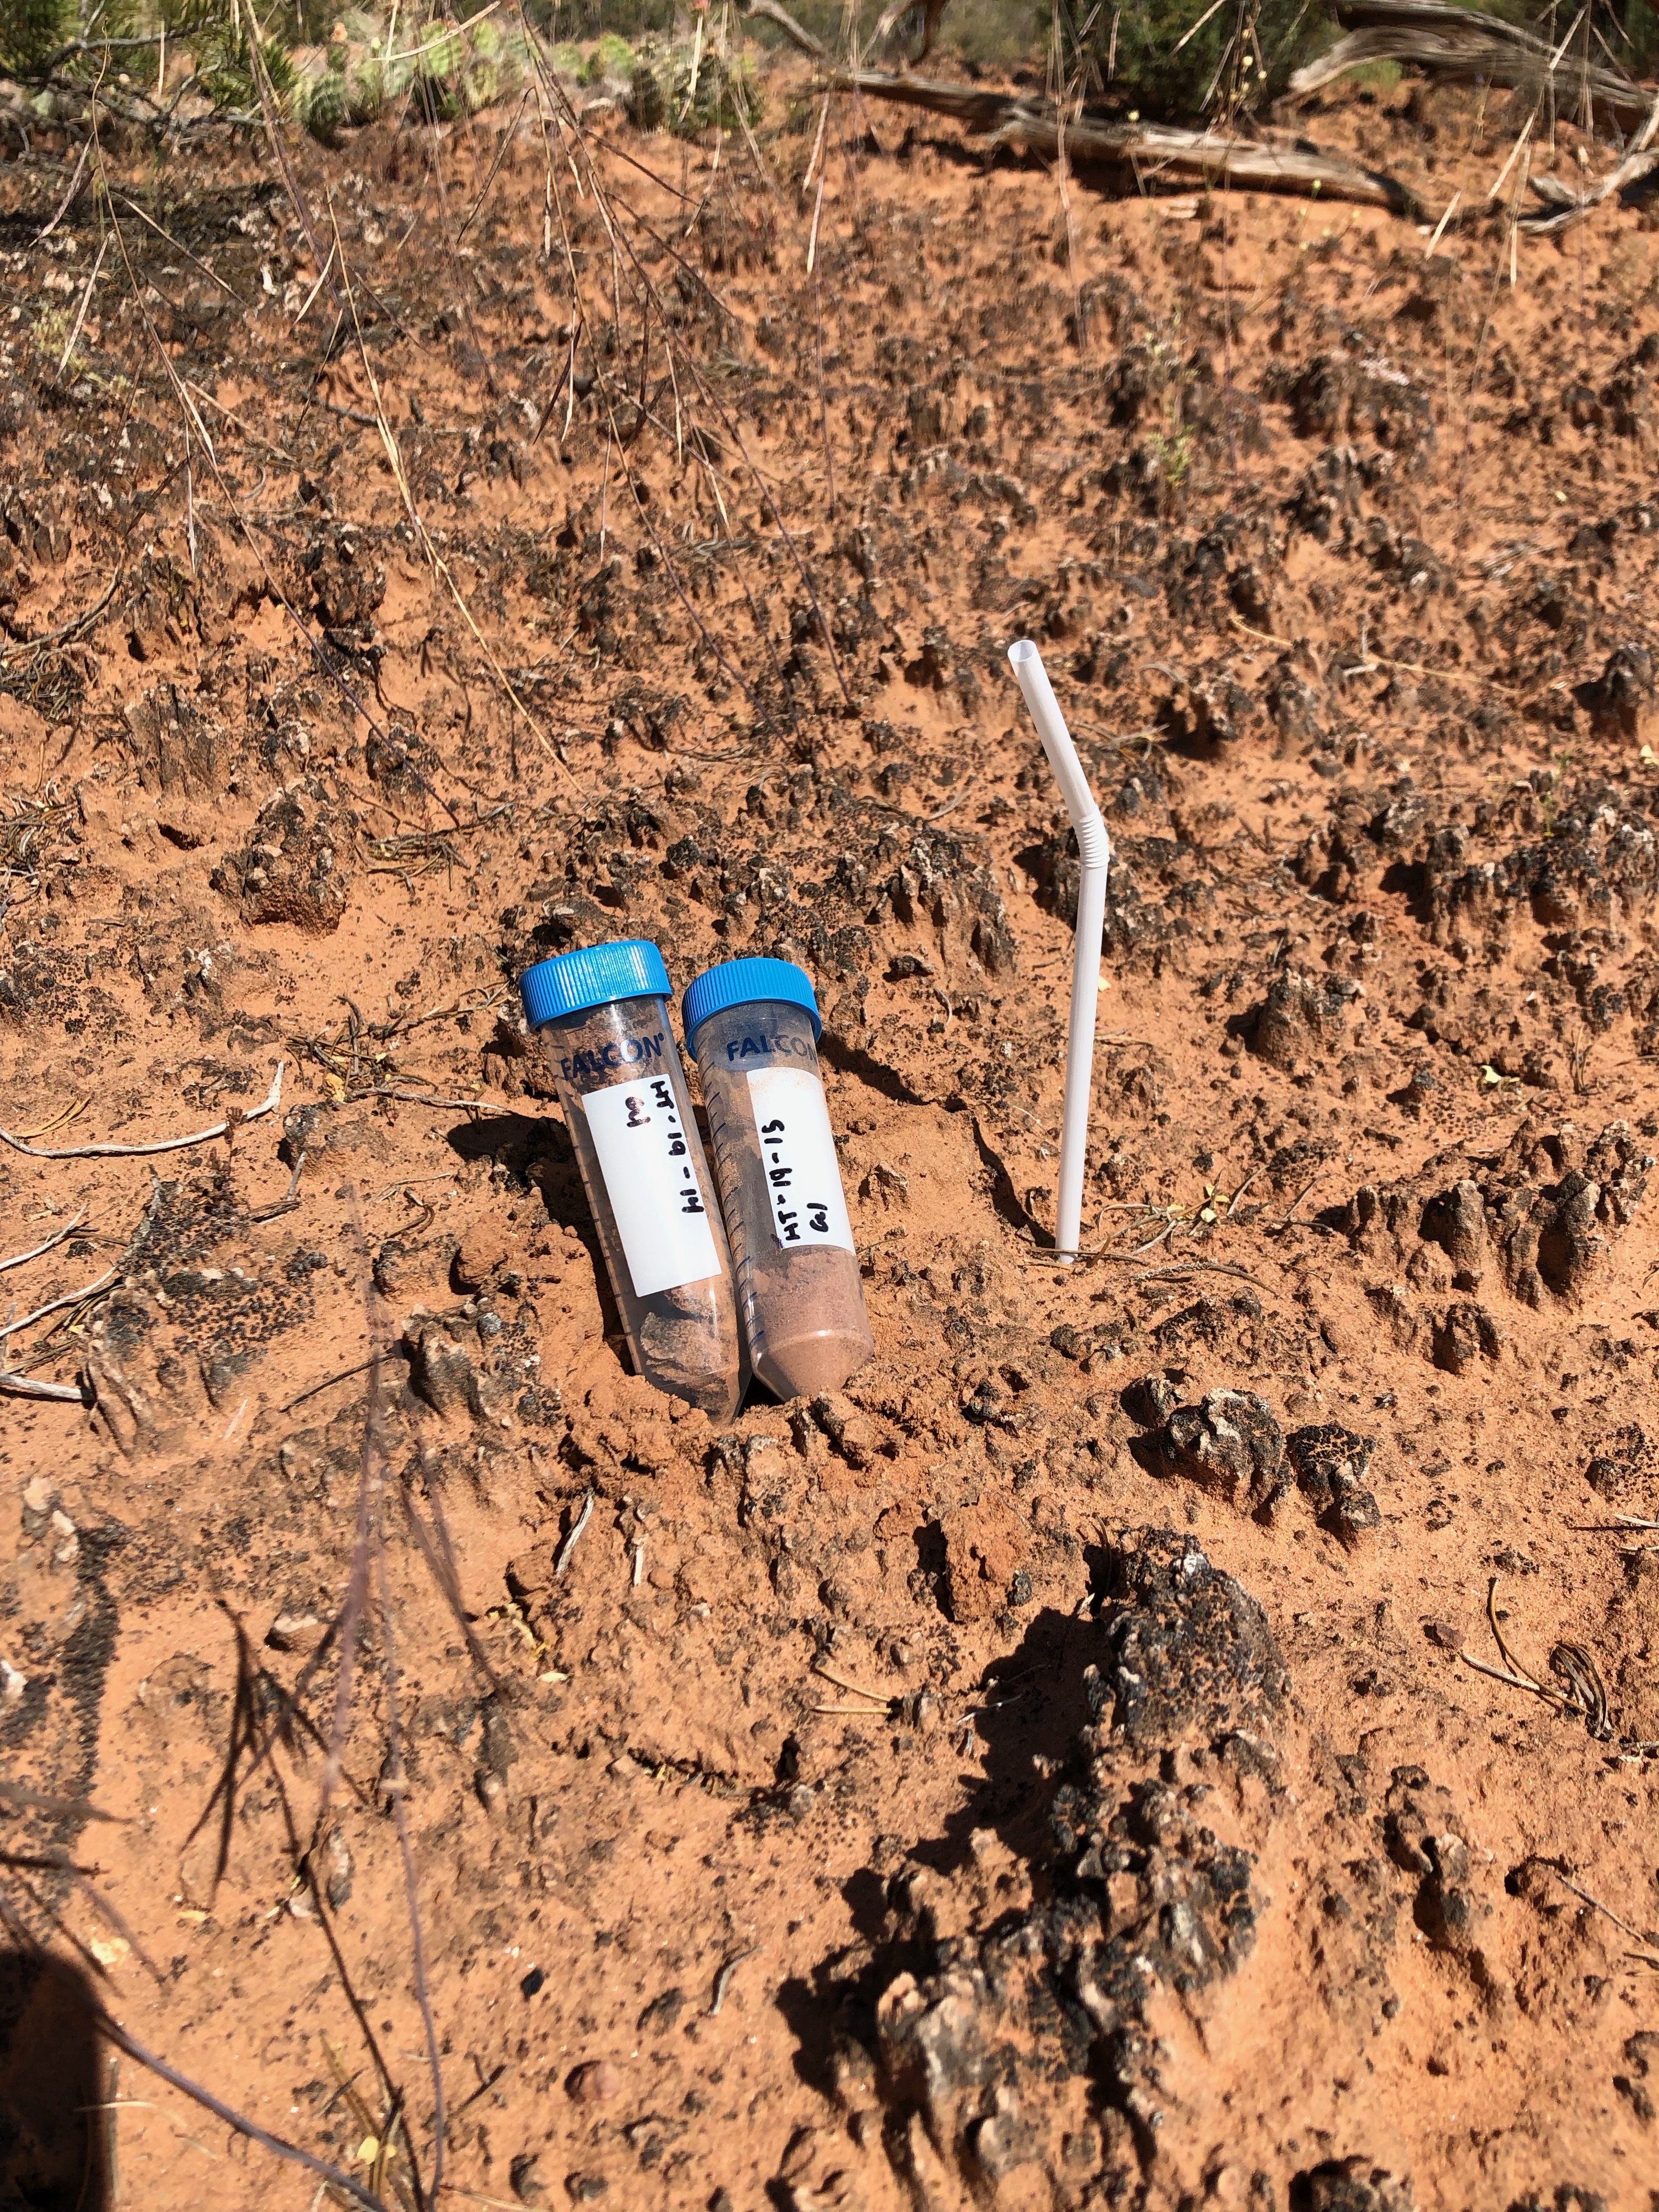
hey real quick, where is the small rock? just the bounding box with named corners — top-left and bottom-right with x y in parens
top-left (1330, 1489), bottom-right (1381, 1543)
top-left (1586, 639), bottom-right (1654, 736)
top-left (0, 1658), bottom-right (25, 1706)
top-left (1120, 1373), bottom-right (1179, 1428)
top-left (520, 1965), bottom-right (546, 1998)
top-left (566, 2059), bottom-right (622, 2104)
top-left (306, 527), bottom-right (386, 631)
top-left (860, 1162), bottom-right (910, 1208)
top-left (1252, 969), bottom-right (1361, 1071)
top-left (1292, 2155), bottom-right (1414, 2212)
top-left (408, 1324), bottom-right (483, 1419)
top-left (322, 1827), bottom-right (354, 1910)
top-left (1158, 1389), bottom-right (1286, 1507)
top-left (565, 2177), bottom-right (608, 2204)
top-left (212, 784), bottom-right (353, 935)
top-left (1287, 1424), bottom-right (1380, 1546)
top-left (267, 1609), bottom-right (325, 1654)
top-left (455, 1218), bottom-right (514, 1292)
top-left (969, 2087), bottom-right (1041, 2183)
top-left (936, 1500), bottom-right (1030, 1623)
top-left (1430, 1301), bottom-right (1502, 1375)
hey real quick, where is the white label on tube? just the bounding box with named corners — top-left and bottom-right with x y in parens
top-left (747, 1066), bottom-right (855, 1254)
top-left (582, 1074), bottom-right (721, 1298)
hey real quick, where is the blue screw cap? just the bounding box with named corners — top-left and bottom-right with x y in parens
top-left (682, 957), bottom-right (821, 1042)
top-left (520, 940), bottom-right (672, 1029)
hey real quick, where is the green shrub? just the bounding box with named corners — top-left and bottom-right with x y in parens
top-left (0, 0), bottom-right (79, 74)
top-left (1091, 0), bottom-right (1323, 119)
top-left (584, 30), bottom-right (634, 81)
top-left (1622, 0), bottom-right (1659, 71)
top-left (627, 32), bottom-right (762, 134)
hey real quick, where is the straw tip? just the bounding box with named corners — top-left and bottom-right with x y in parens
top-left (1007, 639), bottom-right (1040, 667)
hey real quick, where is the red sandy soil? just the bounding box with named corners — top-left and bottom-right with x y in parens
top-left (3, 51), bottom-right (1659, 2212)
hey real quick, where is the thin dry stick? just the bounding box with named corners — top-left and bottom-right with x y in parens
top-left (1453, 112), bottom-right (1536, 543)
top-left (811, 1661), bottom-right (894, 1706)
top-left (552, 94), bottom-right (853, 708)
top-left (457, 88), bottom-right (532, 241)
top-left (0, 1210), bottom-right (86, 1274)
top-left (0, 1062), bottom-right (284, 1159)
top-left (320, 1342), bottom-right (379, 1822)
top-left (369, 1356), bottom-right (444, 2212)
top-left (97, 139), bottom-right (456, 821)
top-left (55, 228), bottom-right (109, 382)
top-left (95, 2010), bottom-right (391, 2212)
top-left (0, 1368), bottom-right (85, 1403)
top-left (324, 199), bottom-right (579, 794)
top-left (11, 1097), bottom-right (91, 1140)
top-left (0, 572), bottom-right (121, 665)
top-left (0, 1891), bottom-right (388, 2212)
top-left (0, 1269), bottom-right (117, 1343)
top-left (1544, 1863), bottom-right (1659, 1953)
top-left (110, 190), bottom-right (242, 301)
top-left (1458, 1576), bottom-right (1576, 1708)
top-left (554, 1491), bottom-right (595, 1576)
top-left (39, 133), bottom-right (92, 240)
top-left (524, 55), bottom-right (760, 713)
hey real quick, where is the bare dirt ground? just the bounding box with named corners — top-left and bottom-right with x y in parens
top-left (4, 49), bottom-right (1659, 2212)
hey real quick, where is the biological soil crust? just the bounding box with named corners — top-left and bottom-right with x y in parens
top-left (3, 55), bottom-right (1659, 2212)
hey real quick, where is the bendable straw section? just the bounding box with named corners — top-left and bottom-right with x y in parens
top-left (1007, 640), bottom-right (1110, 1261)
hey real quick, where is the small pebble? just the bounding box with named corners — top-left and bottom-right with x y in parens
top-left (567, 2059), bottom-right (621, 2104)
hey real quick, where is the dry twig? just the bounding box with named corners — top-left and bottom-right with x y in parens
top-left (0, 1063), bottom-right (284, 1159)
top-left (0, 1211), bottom-right (86, 1274)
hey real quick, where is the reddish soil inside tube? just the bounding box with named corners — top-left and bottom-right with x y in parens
top-left (4, 53), bottom-right (1659, 2212)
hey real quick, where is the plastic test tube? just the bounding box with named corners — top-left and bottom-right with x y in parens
top-left (520, 940), bottom-right (743, 1421)
top-left (682, 957), bottom-right (873, 1402)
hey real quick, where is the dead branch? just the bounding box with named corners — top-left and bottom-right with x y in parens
top-left (831, 70), bottom-right (1419, 211)
top-left (741, 0), bottom-right (825, 58)
top-left (0, 1061), bottom-right (284, 1159)
top-left (1289, 1), bottom-right (1655, 134)
top-left (1520, 89), bottom-right (1659, 234)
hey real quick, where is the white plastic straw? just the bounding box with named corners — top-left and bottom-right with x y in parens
top-left (1007, 640), bottom-right (1110, 1262)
